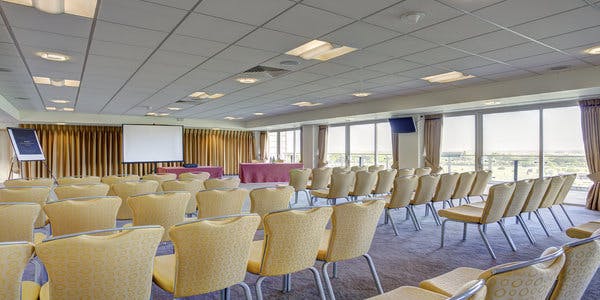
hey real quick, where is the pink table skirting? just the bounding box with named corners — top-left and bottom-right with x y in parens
top-left (239, 163), bottom-right (304, 183)
top-left (156, 166), bottom-right (224, 179)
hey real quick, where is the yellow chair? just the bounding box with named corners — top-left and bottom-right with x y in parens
top-left (0, 202), bottom-right (44, 244)
top-left (43, 196), bottom-right (121, 236)
top-left (349, 171), bottom-right (378, 201)
top-left (318, 200), bottom-right (386, 299)
top-left (142, 173), bottom-right (177, 192)
top-left (0, 186), bottom-right (51, 228)
top-left (467, 170), bottom-right (492, 203)
top-left (3, 178), bottom-right (54, 187)
top-left (369, 279), bottom-right (486, 300)
top-left (127, 192), bottom-right (190, 241)
top-left (0, 241), bottom-right (40, 300)
top-left (414, 167), bottom-right (432, 176)
top-left (537, 176), bottom-right (567, 231)
top-left (161, 179), bottom-right (205, 215)
top-left (307, 167), bottom-right (332, 190)
top-left (520, 177), bottom-right (551, 237)
top-left (53, 183), bottom-right (110, 200)
top-left (247, 207), bottom-right (333, 300)
top-left (451, 171), bottom-right (476, 206)
top-left (439, 183), bottom-right (515, 259)
top-left (56, 176), bottom-right (101, 185)
top-left (204, 177), bottom-right (241, 189)
top-left (383, 175), bottom-right (420, 234)
top-left (350, 166), bottom-right (368, 172)
top-left (432, 173), bottom-right (460, 209)
top-left (396, 168), bottom-right (415, 177)
top-left (368, 165), bottom-right (385, 172)
top-left (101, 174), bottom-right (140, 195)
top-left (178, 171), bottom-right (211, 181)
top-left (153, 214), bottom-right (261, 299)
top-left (332, 166), bottom-right (351, 174)
top-left (36, 226), bottom-right (164, 300)
top-left (250, 186), bottom-right (294, 229)
top-left (288, 168), bottom-right (312, 204)
top-left (419, 246), bottom-right (565, 298)
top-left (372, 169), bottom-right (397, 196)
top-left (566, 220), bottom-right (600, 239)
top-left (196, 188), bottom-right (249, 219)
top-left (552, 173), bottom-right (577, 227)
top-left (112, 180), bottom-right (159, 219)
top-left (407, 174), bottom-right (440, 228)
top-left (311, 171), bottom-right (355, 206)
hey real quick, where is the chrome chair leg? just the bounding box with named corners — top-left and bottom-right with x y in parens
top-left (220, 287), bottom-right (230, 300)
top-left (364, 254), bottom-right (384, 294)
top-left (441, 219), bottom-right (448, 247)
top-left (516, 215), bottom-right (536, 245)
top-left (498, 221), bottom-right (517, 251)
top-left (559, 204), bottom-right (575, 226)
top-left (547, 207), bottom-right (564, 231)
top-left (308, 266), bottom-right (327, 300)
top-left (255, 276), bottom-right (267, 300)
top-left (533, 210), bottom-right (551, 237)
top-left (424, 203), bottom-right (430, 216)
top-left (409, 206), bottom-right (422, 230)
top-left (310, 196), bottom-right (315, 206)
top-left (465, 196), bottom-right (471, 204)
top-left (462, 223), bottom-right (467, 241)
top-left (478, 224), bottom-right (496, 259)
top-left (332, 262), bottom-right (338, 278)
top-left (294, 192), bottom-right (299, 204)
top-left (322, 262), bottom-right (336, 300)
top-left (386, 209), bottom-right (399, 236)
top-left (407, 207), bottom-right (419, 231)
top-left (427, 203), bottom-right (441, 225)
top-left (283, 274), bottom-right (291, 293)
top-left (384, 208), bottom-right (389, 225)
top-left (237, 282), bottom-right (253, 300)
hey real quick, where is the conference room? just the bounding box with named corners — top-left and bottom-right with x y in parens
top-left (0, 0), bottom-right (599, 299)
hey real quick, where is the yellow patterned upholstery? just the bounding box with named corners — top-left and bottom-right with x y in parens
top-left (452, 172), bottom-right (477, 200)
top-left (349, 171), bottom-right (378, 197)
top-left (100, 174), bottom-right (140, 185)
top-left (438, 205), bottom-right (484, 223)
top-left (112, 180), bottom-right (159, 219)
top-left (311, 172), bottom-right (354, 202)
top-left (468, 170), bottom-right (492, 198)
top-left (204, 177), bottom-right (241, 189)
top-left (307, 167), bottom-right (332, 190)
top-left (179, 172), bottom-right (210, 182)
top-left (371, 280), bottom-right (486, 300)
top-left (289, 168), bottom-right (311, 191)
top-left (43, 196), bottom-right (121, 236)
top-left (386, 175), bottom-right (418, 209)
top-left (350, 166), bottom-right (368, 172)
top-left (539, 176), bottom-right (566, 208)
top-left (566, 221), bottom-right (600, 239)
top-left (161, 179), bottom-right (205, 214)
top-left (247, 207), bottom-right (333, 276)
top-left (56, 176), bottom-right (101, 185)
top-left (153, 214), bottom-right (260, 298)
top-left (22, 281), bottom-right (41, 300)
top-left (396, 168), bottom-right (415, 177)
top-left (372, 169), bottom-right (397, 195)
top-left (432, 173), bottom-right (460, 203)
top-left (502, 179), bottom-right (535, 217)
top-left (53, 183), bottom-right (110, 200)
top-left (0, 186), bottom-right (51, 228)
top-left (414, 167), bottom-right (432, 176)
top-left (410, 175), bottom-right (440, 205)
top-left (521, 178), bottom-right (551, 212)
top-left (36, 226), bottom-right (163, 300)
top-left (553, 174), bottom-right (576, 205)
top-left (128, 192), bottom-right (190, 241)
top-left (439, 183), bottom-right (514, 224)
top-left (3, 178), bottom-right (54, 187)
top-left (368, 165), bottom-right (385, 172)
top-left (0, 242), bottom-right (38, 300)
top-left (250, 186), bottom-right (293, 229)
top-left (196, 188), bottom-right (248, 219)
top-left (142, 173), bottom-right (177, 192)
top-left (332, 166), bottom-right (351, 174)
top-left (0, 203), bottom-right (40, 243)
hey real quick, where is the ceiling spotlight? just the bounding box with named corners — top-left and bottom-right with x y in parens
top-left (286, 40), bottom-right (356, 61)
top-left (33, 76), bottom-right (79, 87)
top-left (224, 116), bottom-right (243, 120)
top-left (62, 107), bottom-right (74, 112)
top-left (584, 46), bottom-right (600, 55)
top-left (36, 51), bottom-right (70, 62)
top-left (292, 101), bottom-right (322, 107)
top-left (484, 101), bottom-right (501, 106)
top-left (4, 0), bottom-right (97, 18)
top-left (189, 92), bottom-right (224, 99)
top-left (50, 99), bottom-right (70, 104)
top-left (253, 112), bottom-right (265, 116)
top-left (421, 71), bottom-right (475, 83)
top-left (146, 112), bottom-right (157, 116)
top-left (167, 107), bottom-right (182, 111)
top-left (159, 113), bottom-right (169, 116)
top-left (400, 12), bottom-right (426, 24)
top-left (236, 77), bottom-right (259, 84)
top-left (45, 106), bottom-right (57, 111)
top-left (352, 92), bottom-right (371, 97)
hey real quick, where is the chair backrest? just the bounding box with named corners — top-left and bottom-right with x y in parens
top-left (3, 178), bottom-right (54, 187)
top-left (550, 230), bottom-right (600, 300)
top-left (54, 183), bottom-right (110, 200)
top-left (250, 186), bottom-right (293, 229)
top-left (350, 166), bottom-right (368, 172)
top-left (112, 180), bottom-right (159, 219)
top-left (161, 179), bottom-right (205, 214)
top-left (142, 173), bottom-right (177, 192)
top-left (452, 172), bottom-right (477, 199)
top-left (449, 279), bottom-right (487, 300)
top-left (351, 171), bottom-right (378, 196)
top-left (0, 203), bottom-right (40, 243)
top-left (43, 196), bottom-right (121, 236)
top-left (332, 166), bottom-right (351, 174)
top-left (481, 246), bottom-right (565, 300)
top-left (481, 183), bottom-right (515, 224)
top-left (0, 241), bottom-right (34, 300)
top-left (204, 177), bottom-right (241, 190)
top-left (368, 165), bottom-right (385, 172)
top-left (310, 167), bottom-right (332, 189)
top-left (328, 172), bottom-right (355, 198)
top-left (196, 188), bottom-right (249, 219)
top-left (387, 175), bottom-right (419, 209)
top-left (503, 179), bottom-right (535, 218)
top-left (259, 207), bottom-right (333, 276)
top-left (325, 200), bottom-right (385, 262)
top-left (36, 226), bottom-right (163, 300)
top-left (553, 174), bottom-right (576, 206)
top-left (469, 170), bottom-right (492, 197)
top-left (128, 192), bottom-right (190, 241)
top-left (0, 186), bottom-right (51, 228)
top-left (372, 169), bottom-right (397, 194)
top-left (101, 174), bottom-right (140, 185)
top-left (539, 176), bottom-right (566, 208)
top-left (289, 168), bottom-right (311, 191)
top-left (396, 168), bottom-right (415, 177)
top-left (179, 172), bottom-right (210, 181)
top-left (432, 173), bottom-right (460, 202)
top-left (168, 214), bottom-right (261, 297)
top-left (414, 167), bottom-right (432, 176)
top-left (411, 175), bottom-right (440, 205)
top-left (521, 177), bottom-right (551, 212)
top-left (56, 176), bottom-right (101, 185)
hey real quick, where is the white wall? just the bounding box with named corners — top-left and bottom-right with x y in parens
top-left (301, 125), bottom-right (318, 168)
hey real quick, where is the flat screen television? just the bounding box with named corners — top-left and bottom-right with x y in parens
top-left (389, 117), bottom-right (416, 133)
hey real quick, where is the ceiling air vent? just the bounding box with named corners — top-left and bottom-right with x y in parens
top-left (0, 67), bottom-right (12, 72)
top-left (241, 65), bottom-right (290, 79)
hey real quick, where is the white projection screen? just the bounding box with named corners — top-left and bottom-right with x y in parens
top-left (122, 125), bottom-right (184, 163)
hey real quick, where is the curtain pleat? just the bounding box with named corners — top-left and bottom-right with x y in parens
top-left (317, 125), bottom-right (328, 167)
top-left (424, 115), bottom-right (443, 173)
top-left (259, 131), bottom-right (268, 160)
top-left (580, 99), bottom-right (600, 210)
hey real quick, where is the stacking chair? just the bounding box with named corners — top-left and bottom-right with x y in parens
top-left (318, 200), bottom-right (386, 299)
top-left (53, 183), bottom-right (110, 200)
top-left (127, 192), bottom-right (190, 241)
top-left (432, 173), bottom-right (460, 209)
top-left (310, 172), bottom-right (355, 205)
top-left (414, 167), bottom-right (432, 176)
top-left (0, 202), bottom-right (45, 244)
top-left (332, 166), bottom-right (351, 174)
top-left (368, 279), bottom-right (486, 300)
top-left (153, 214), bottom-right (261, 299)
top-left (0, 186), bottom-right (51, 228)
top-left (3, 178), bottom-right (54, 187)
top-left (307, 167), bottom-right (332, 190)
top-left (383, 175), bottom-right (420, 234)
top-left (551, 173), bottom-right (577, 227)
top-left (36, 226), bottom-right (164, 300)
top-left (161, 179), bottom-right (205, 215)
top-left (351, 166), bottom-right (368, 172)
top-left (467, 170), bottom-right (492, 203)
top-left (179, 171), bottom-right (211, 181)
top-left (566, 220), bottom-right (600, 239)
top-left (0, 241), bottom-right (40, 300)
top-left (246, 207), bottom-right (333, 300)
top-left (56, 176), bottom-right (101, 185)
top-left (368, 165), bottom-right (385, 172)
top-left (419, 246), bottom-right (565, 298)
top-left (250, 186), bottom-right (294, 229)
top-left (407, 175), bottom-right (441, 228)
top-left (348, 171), bottom-right (378, 201)
top-left (101, 174), bottom-right (140, 195)
top-left (372, 169), bottom-right (397, 196)
top-left (439, 183), bottom-right (516, 259)
top-left (537, 176), bottom-right (567, 231)
top-left (288, 168), bottom-right (311, 204)
top-left (142, 173), bottom-right (177, 192)
top-left (196, 188), bottom-right (249, 219)
top-left (43, 196), bottom-right (121, 236)
top-left (451, 172), bottom-right (476, 206)
top-left (520, 177), bottom-right (551, 237)
top-left (204, 177), bottom-right (241, 189)
top-left (112, 180), bottom-right (159, 219)
top-left (396, 168), bottom-right (415, 177)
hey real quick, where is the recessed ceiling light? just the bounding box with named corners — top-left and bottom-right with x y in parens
top-left (292, 101), bottom-right (322, 107)
top-left (167, 107), bottom-right (182, 111)
top-left (484, 101), bottom-right (501, 106)
top-left (421, 71), bottom-right (475, 83)
top-left (189, 92), bottom-right (225, 99)
top-left (399, 12), bottom-right (426, 24)
top-left (62, 107), bottom-right (74, 112)
top-left (159, 113), bottom-right (169, 116)
top-left (286, 40), bottom-right (356, 61)
top-left (253, 112), bottom-right (265, 116)
top-left (4, 0), bottom-right (97, 18)
top-left (33, 76), bottom-right (79, 87)
top-left (146, 112), bottom-right (157, 116)
top-left (45, 106), bottom-right (57, 111)
top-left (224, 116), bottom-right (243, 120)
top-left (50, 99), bottom-right (70, 104)
top-left (36, 51), bottom-right (70, 62)
top-left (352, 92), bottom-right (371, 97)
top-left (55, 122), bottom-right (66, 125)
top-left (584, 46), bottom-right (600, 55)
top-left (236, 77), bottom-right (259, 84)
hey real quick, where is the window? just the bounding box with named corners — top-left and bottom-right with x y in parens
top-left (267, 132), bottom-right (278, 160)
top-left (326, 122), bottom-right (394, 168)
top-left (441, 115), bottom-right (475, 173)
top-left (268, 130), bottom-right (301, 162)
top-left (327, 126), bottom-right (346, 167)
top-left (376, 122), bottom-right (393, 168)
top-left (349, 124), bottom-right (375, 166)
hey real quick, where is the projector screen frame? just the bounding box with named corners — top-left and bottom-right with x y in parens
top-left (121, 124), bottom-right (185, 164)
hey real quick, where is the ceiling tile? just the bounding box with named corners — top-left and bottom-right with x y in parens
top-left (149, 50), bottom-right (205, 67)
top-left (540, 26), bottom-right (600, 50)
top-left (481, 69), bottom-right (535, 80)
top-left (237, 28), bottom-right (309, 52)
top-left (212, 45), bottom-right (278, 64)
top-left (433, 56), bottom-right (497, 71)
top-left (365, 58), bottom-right (422, 74)
top-left (396, 66), bottom-right (450, 78)
top-left (89, 40), bottom-right (154, 61)
top-left (302, 62), bottom-right (355, 76)
top-left (176, 13), bottom-right (256, 43)
top-left (280, 71), bottom-right (326, 83)
top-left (449, 30), bottom-right (530, 54)
top-left (411, 15), bottom-right (499, 44)
top-left (480, 42), bottom-right (553, 62)
top-left (141, 0), bottom-right (197, 10)
top-left (261, 54), bottom-right (320, 71)
top-left (437, 0), bottom-right (505, 12)
top-left (199, 57), bottom-right (249, 74)
top-left (302, 0), bottom-right (399, 19)
top-left (524, 59), bottom-right (590, 73)
top-left (313, 76), bottom-right (356, 87)
top-left (98, 0), bottom-right (187, 32)
top-left (160, 34), bottom-right (227, 56)
top-left (510, 6), bottom-right (600, 39)
top-left (195, 0), bottom-right (295, 26)
top-left (504, 52), bottom-right (574, 68)
top-left (12, 28), bottom-right (88, 53)
top-left (263, 4), bottom-right (353, 38)
top-left (401, 46), bottom-right (469, 65)
top-left (322, 21), bottom-right (399, 49)
top-left (94, 21), bottom-right (168, 48)
top-left (2, 3), bottom-right (91, 38)
top-left (462, 63), bottom-right (520, 76)
top-left (366, 35), bottom-right (437, 57)
top-left (328, 50), bottom-right (394, 68)
top-left (473, 0), bottom-right (584, 27)
top-left (336, 68), bottom-right (387, 80)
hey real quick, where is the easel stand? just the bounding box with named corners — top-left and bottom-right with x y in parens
top-left (7, 157), bottom-right (58, 184)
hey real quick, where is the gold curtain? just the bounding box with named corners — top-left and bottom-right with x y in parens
top-left (317, 125), bottom-right (328, 167)
top-left (259, 131), bottom-right (268, 160)
top-left (20, 124), bottom-right (254, 178)
top-left (424, 115), bottom-right (443, 173)
top-left (580, 99), bottom-right (600, 210)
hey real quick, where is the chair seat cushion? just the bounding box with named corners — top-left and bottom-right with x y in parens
top-left (39, 283), bottom-right (48, 300)
top-left (438, 205), bottom-right (483, 223)
top-left (317, 229), bottom-right (332, 261)
top-left (566, 221), bottom-right (600, 239)
top-left (419, 267), bottom-right (483, 296)
top-left (368, 286), bottom-right (448, 300)
top-left (468, 202), bottom-right (485, 208)
top-left (22, 281), bottom-right (40, 300)
top-left (153, 254), bottom-right (176, 293)
top-left (34, 232), bottom-right (46, 244)
top-left (247, 240), bottom-right (264, 274)
top-left (311, 189), bottom-right (330, 198)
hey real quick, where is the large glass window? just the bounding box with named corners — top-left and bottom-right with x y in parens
top-left (376, 122), bottom-right (393, 168)
top-left (268, 130), bottom-right (301, 162)
top-left (327, 126), bottom-right (346, 167)
top-left (349, 124), bottom-right (375, 166)
top-left (441, 115), bottom-right (476, 173)
top-left (267, 132), bottom-right (278, 160)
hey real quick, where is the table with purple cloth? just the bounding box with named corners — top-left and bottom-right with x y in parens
top-left (156, 166), bottom-right (224, 178)
top-left (238, 163), bottom-right (304, 183)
